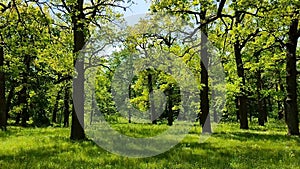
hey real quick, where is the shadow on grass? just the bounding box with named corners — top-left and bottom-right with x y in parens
top-left (0, 139), bottom-right (232, 168)
top-left (1, 134), bottom-right (299, 169)
top-left (1, 125), bottom-right (300, 169)
top-left (212, 131), bottom-right (300, 143)
top-left (149, 134), bottom-right (300, 168)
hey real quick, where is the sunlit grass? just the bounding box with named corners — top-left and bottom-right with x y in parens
top-left (0, 121), bottom-right (299, 169)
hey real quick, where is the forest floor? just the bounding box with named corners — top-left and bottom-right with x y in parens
top-left (0, 121), bottom-right (299, 169)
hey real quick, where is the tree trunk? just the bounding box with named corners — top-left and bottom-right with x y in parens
top-left (212, 89), bottom-right (218, 123)
top-left (128, 83), bottom-right (132, 123)
top-left (20, 55), bottom-right (30, 127)
top-left (0, 42), bottom-right (6, 131)
top-left (5, 84), bottom-right (15, 120)
top-left (90, 92), bottom-right (94, 125)
top-left (64, 87), bottom-right (70, 127)
top-left (167, 89), bottom-right (173, 126)
top-left (20, 87), bottom-right (28, 127)
top-left (276, 73), bottom-right (284, 120)
top-left (199, 9), bottom-right (211, 133)
top-left (70, 0), bottom-right (86, 140)
top-left (263, 97), bottom-right (268, 123)
top-left (148, 72), bottom-right (157, 124)
top-left (277, 100), bottom-right (283, 120)
top-left (285, 18), bottom-right (299, 136)
top-left (52, 91), bottom-right (61, 123)
top-left (234, 42), bottom-right (249, 129)
top-left (235, 97), bottom-right (240, 121)
top-left (15, 113), bottom-right (21, 125)
top-left (231, 12), bottom-right (249, 129)
top-left (257, 69), bottom-right (264, 126)
top-left (279, 82), bottom-right (287, 121)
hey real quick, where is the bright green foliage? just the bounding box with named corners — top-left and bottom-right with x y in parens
top-left (0, 3), bottom-right (67, 126)
top-left (0, 0), bottom-right (299, 167)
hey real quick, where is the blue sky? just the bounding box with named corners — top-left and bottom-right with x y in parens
top-left (124, 0), bottom-right (151, 17)
top-left (119, 0), bottom-right (151, 26)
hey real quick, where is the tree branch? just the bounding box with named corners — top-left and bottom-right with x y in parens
top-left (54, 75), bottom-right (72, 84)
top-left (217, 0), bottom-right (227, 16)
top-left (240, 29), bottom-right (260, 49)
top-left (0, 2), bottom-right (11, 12)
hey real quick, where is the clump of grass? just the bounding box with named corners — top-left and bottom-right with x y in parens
top-left (111, 123), bottom-right (169, 138)
top-left (0, 122), bottom-right (299, 169)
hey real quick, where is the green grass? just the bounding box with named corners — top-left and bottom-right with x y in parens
top-left (0, 121), bottom-right (299, 169)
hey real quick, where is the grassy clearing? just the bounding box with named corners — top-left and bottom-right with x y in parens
top-left (0, 121), bottom-right (299, 169)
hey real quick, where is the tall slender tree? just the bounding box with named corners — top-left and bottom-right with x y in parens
top-left (0, 41), bottom-right (6, 131)
top-left (0, 1), bottom-right (12, 131)
top-left (42, 0), bottom-right (131, 140)
top-left (151, 0), bottom-right (227, 133)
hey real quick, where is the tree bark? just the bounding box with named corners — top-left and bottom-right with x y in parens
top-left (148, 72), bottom-right (157, 124)
top-left (0, 42), bottom-right (6, 131)
top-left (276, 70), bottom-right (282, 120)
top-left (90, 92), bottom-right (94, 125)
top-left (234, 42), bottom-right (249, 129)
top-left (64, 86), bottom-right (70, 127)
top-left (128, 83), bottom-right (132, 123)
top-left (70, 0), bottom-right (86, 140)
top-left (285, 18), bottom-right (299, 136)
top-left (167, 89), bottom-right (173, 126)
top-left (199, 9), bottom-right (211, 133)
top-left (20, 55), bottom-right (30, 127)
top-left (277, 99), bottom-right (283, 120)
top-left (52, 91), bottom-right (61, 123)
top-left (235, 97), bottom-right (240, 121)
top-left (278, 82), bottom-right (285, 120)
top-left (212, 89), bottom-right (218, 123)
top-left (263, 96), bottom-right (268, 122)
top-left (20, 87), bottom-right (28, 127)
top-left (256, 69), bottom-right (264, 126)
top-left (5, 84), bottom-right (15, 120)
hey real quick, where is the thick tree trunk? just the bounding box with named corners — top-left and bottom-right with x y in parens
top-left (199, 10), bottom-right (211, 133)
top-left (0, 42), bottom-right (6, 131)
top-left (70, 0), bottom-right (86, 140)
top-left (232, 12), bottom-right (249, 129)
top-left (200, 59), bottom-right (211, 133)
top-left (285, 18), bottom-right (299, 136)
top-left (234, 42), bottom-right (249, 129)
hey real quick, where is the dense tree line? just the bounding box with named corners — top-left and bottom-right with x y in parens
top-left (0, 0), bottom-right (299, 140)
